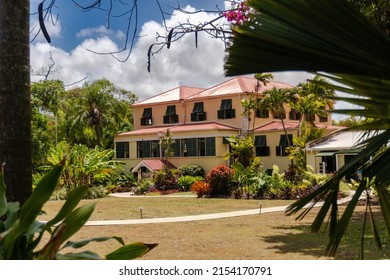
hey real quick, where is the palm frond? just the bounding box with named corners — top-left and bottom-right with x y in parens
top-left (225, 0), bottom-right (390, 78)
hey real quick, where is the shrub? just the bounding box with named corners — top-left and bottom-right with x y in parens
top-left (136, 179), bottom-right (154, 195)
top-left (83, 186), bottom-right (109, 199)
top-left (205, 165), bottom-right (236, 197)
top-left (179, 164), bottom-right (205, 178)
top-left (177, 175), bottom-right (203, 192)
top-left (191, 181), bottom-right (210, 197)
top-left (153, 169), bottom-right (179, 192)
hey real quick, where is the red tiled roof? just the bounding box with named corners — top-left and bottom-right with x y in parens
top-left (188, 76), bottom-right (293, 99)
top-left (117, 122), bottom-right (239, 137)
top-left (133, 160), bottom-right (176, 172)
top-left (133, 86), bottom-right (205, 106)
top-left (254, 121), bottom-right (344, 132)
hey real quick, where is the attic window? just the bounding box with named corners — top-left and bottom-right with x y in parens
top-left (191, 102), bottom-right (206, 121)
top-left (140, 108), bottom-right (152, 126)
top-left (220, 99), bottom-right (232, 110)
top-left (192, 102), bottom-right (204, 113)
top-left (142, 108), bottom-right (152, 117)
top-left (164, 105), bottom-right (178, 123)
top-left (218, 99), bottom-right (235, 119)
top-left (165, 105), bottom-right (176, 115)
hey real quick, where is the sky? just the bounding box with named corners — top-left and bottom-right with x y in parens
top-left (29, 0), bottom-right (348, 118)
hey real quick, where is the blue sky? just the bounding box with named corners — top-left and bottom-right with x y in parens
top-left (29, 0), bottom-right (352, 117)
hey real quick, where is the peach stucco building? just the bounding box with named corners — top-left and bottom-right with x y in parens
top-left (114, 76), bottom-right (341, 175)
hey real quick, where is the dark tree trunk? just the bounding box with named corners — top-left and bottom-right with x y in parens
top-left (0, 1), bottom-right (32, 205)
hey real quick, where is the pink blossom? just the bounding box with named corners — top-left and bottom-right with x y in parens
top-left (223, 0), bottom-right (250, 25)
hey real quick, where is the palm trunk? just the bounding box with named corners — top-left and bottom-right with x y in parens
top-left (0, 1), bottom-right (32, 205)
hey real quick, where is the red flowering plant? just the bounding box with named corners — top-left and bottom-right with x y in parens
top-left (205, 165), bottom-right (236, 197)
top-left (191, 181), bottom-right (210, 198)
top-left (223, 1), bottom-right (251, 25)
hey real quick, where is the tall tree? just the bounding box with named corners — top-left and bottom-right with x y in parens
top-left (241, 73), bottom-right (274, 137)
top-left (0, 0), bottom-right (32, 204)
top-left (258, 88), bottom-right (294, 146)
top-left (71, 79), bottom-right (135, 149)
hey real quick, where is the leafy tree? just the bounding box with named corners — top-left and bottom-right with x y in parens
top-left (225, 0), bottom-right (390, 258)
top-left (71, 79), bottom-right (134, 148)
top-left (333, 116), bottom-right (366, 127)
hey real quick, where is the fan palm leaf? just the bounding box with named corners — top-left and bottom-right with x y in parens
top-left (225, 0), bottom-right (390, 258)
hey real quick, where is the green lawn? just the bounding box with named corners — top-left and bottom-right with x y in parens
top-left (41, 195), bottom-right (389, 260)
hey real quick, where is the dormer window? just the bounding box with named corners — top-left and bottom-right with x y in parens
top-left (191, 102), bottom-right (206, 121)
top-left (289, 110), bottom-right (301, 120)
top-left (255, 109), bottom-right (269, 118)
top-left (163, 105), bottom-right (179, 124)
top-left (217, 99), bottom-right (235, 119)
top-left (140, 108), bottom-right (152, 126)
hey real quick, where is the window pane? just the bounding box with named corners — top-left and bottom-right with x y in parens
top-left (142, 108), bottom-right (152, 117)
top-left (116, 142), bottom-right (129, 158)
top-left (192, 102), bottom-right (204, 113)
top-left (279, 134), bottom-right (293, 146)
top-left (198, 138), bottom-right (205, 156)
top-left (254, 135), bottom-right (266, 147)
top-left (138, 141), bottom-right (151, 158)
top-left (220, 99), bottom-right (232, 110)
top-left (166, 105), bottom-right (176, 115)
top-left (206, 137), bottom-right (216, 156)
top-left (187, 138), bottom-right (197, 156)
top-left (151, 140), bottom-right (160, 158)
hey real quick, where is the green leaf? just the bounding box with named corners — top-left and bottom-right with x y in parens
top-left (62, 236), bottom-right (125, 250)
top-left (57, 251), bottom-right (103, 260)
top-left (105, 242), bottom-right (158, 260)
top-left (46, 185), bottom-right (89, 228)
top-left (59, 202), bottom-right (97, 244)
top-left (0, 173), bottom-right (7, 217)
top-left (17, 162), bottom-right (64, 235)
top-left (225, 0), bottom-right (390, 78)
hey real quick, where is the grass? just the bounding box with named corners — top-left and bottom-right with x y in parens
top-left (41, 195), bottom-right (390, 260)
top-left (42, 195), bottom-right (291, 220)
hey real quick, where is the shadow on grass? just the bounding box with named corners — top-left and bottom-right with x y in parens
top-left (262, 211), bottom-right (390, 260)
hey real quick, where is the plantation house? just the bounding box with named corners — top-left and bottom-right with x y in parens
top-left (114, 76), bottom-right (340, 176)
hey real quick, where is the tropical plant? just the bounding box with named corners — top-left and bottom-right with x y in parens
top-left (47, 143), bottom-right (124, 192)
top-left (241, 73), bottom-right (274, 136)
top-left (224, 135), bottom-right (255, 168)
top-left (159, 129), bottom-right (175, 165)
top-left (225, 0), bottom-right (390, 258)
top-left (258, 88), bottom-right (294, 146)
top-left (179, 164), bottom-right (205, 178)
top-left (0, 161), bottom-right (156, 259)
top-left (191, 180), bottom-right (210, 198)
top-left (153, 169), bottom-right (180, 193)
top-left (232, 158), bottom-right (266, 199)
top-left (205, 165), bottom-right (236, 197)
top-left (177, 175), bottom-right (203, 192)
top-left (286, 122), bottom-right (325, 174)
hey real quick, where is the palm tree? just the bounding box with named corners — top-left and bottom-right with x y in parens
top-left (225, 0), bottom-right (390, 258)
top-left (241, 73), bottom-right (274, 137)
top-left (72, 79), bottom-right (133, 149)
top-left (258, 87), bottom-right (294, 146)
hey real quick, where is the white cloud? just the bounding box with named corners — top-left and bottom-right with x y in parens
top-left (29, 5), bottom-right (314, 102)
top-left (76, 26), bottom-right (126, 42)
